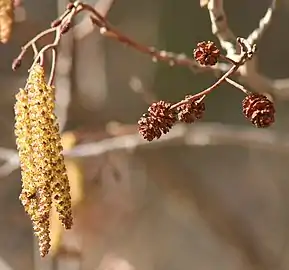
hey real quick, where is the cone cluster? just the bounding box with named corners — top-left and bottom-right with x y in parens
top-left (14, 64), bottom-right (73, 257)
top-left (138, 97), bottom-right (208, 141)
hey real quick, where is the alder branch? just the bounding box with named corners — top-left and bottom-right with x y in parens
top-left (1, 123), bottom-right (289, 178)
top-left (55, 0), bottom-right (74, 133)
top-left (66, 123), bottom-right (289, 158)
top-left (246, 0), bottom-right (277, 46)
top-left (73, 0), bottom-right (116, 40)
top-left (207, 0), bottom-right (239, 55)
top-left (13, 0), bottom-right (289, 101)
top-left (12, 1), bottom-right (216, 79)
top-left (205, 0), bottom-right (289, 101)
top-left (90, 16), bottom-right (205, 71)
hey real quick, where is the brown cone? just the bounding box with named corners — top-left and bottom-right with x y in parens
top-left (242, 94), bottom-right (275, 128)
top-left (178, 96), bottom-right (205, 123)
top-left (138, 114), bottom-right (162, 142)
top-left (193, 41), bottom-right (220, 66)
top-left (138, 101), bottom-right (177, 141)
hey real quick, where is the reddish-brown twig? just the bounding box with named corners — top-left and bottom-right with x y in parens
top-left (88, 8), bottom-right (238, 67)
top-left (12, 1), bottom-right (241, 85)
top-left (12, 2), bottom-right (81, 85)
top-left (170, 38), bottom-right (254, 110)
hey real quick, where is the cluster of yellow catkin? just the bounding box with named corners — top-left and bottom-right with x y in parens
top-left (0, 0), bottom-right (13, 43)
top-left (14, 64), bottom-right (73, 257)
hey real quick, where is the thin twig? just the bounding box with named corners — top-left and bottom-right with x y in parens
top-left (205, 0), bottom-right (287, 102)
top-left (88, 12), bottom-right (203, 70)
top-left (13, 0), bottom-right (289, 103)
top-left (170, 39), bottom-right (254, 110)
top-left (48, 48), bottom-right (57, 86)
top-left (225, 77), bottom-right (251, 95)
top-left (171, 64), bottom-right (237, 110)
top-left (1, 122), bottom-right (289, 178)
top-left (247, 0), bottom-right (277, 46)
top-left (73, 0), bottom-right (116, 40)
top-left (207, 0), bottom-right (239, 55)
top-left (65, 123), bottom-right (289, 157)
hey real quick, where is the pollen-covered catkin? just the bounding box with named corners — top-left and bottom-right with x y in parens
top-left (20, 189), bottom-right (51, 257)
top-left (27, 65), bottom-right (72, 228)
top-left (15, 63), bottom-right (73, 257)
top-left (15, 88), bottom-right (36, 199)
top-left (46, 85), bottom-right (73, 230)
top-left (0, 0), bottom-right (14, 43)
top-left (25, 64), bottom-right (54, 256)
top-left (15, 85), bottom-right (52, 257)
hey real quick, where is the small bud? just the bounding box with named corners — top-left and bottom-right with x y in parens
top-left (99, 27), bottom-right (107, 34)
top-left (60, 22), bottom-right (71, 34)
top-left (66, 2), bottom-right (74, 10)
top-left (51, 19), bottom-right (61, 28)
top-left (12, 58), bottom-right (21, 70)
top-left (152, 56), bottom-right (158, 63)
top-left (193, 41), bottom-right (220, 66)
top-left (242, 94), bottom-right (275, 128)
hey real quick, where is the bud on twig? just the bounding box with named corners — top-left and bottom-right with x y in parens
top-left (60, 22), bottom-right (71, 34)
top-left (12, 58), bottom-right (21, 70)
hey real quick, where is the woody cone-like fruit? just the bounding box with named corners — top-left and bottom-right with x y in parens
top-left (178, 95), bottom-right (205, 123)
top-left (242, 94), bottom-right (275, 128)
top-left (194, 41), bottom-right (220, 66)
top-left (138, 101), bottom-right (177, 141)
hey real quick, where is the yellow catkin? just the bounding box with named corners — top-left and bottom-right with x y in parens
top-left (15, 88), bottom-right (36, 199)
top-left (15, 63), bottom-right (73, 257)
top-left (26, 64), bottom-right (55, 256)
top-left (15, 87), bottom-right (51, 257)
top-left (47, 86), bottom-right (73, 230)
top-left (50, 132), bottom-right (83, 256)
top-left (28, 65), bottom-right (73, 229)
top-left (0, 0), bottom-right (13, 43)
top-left (20, 189), bottom-right (51, 257)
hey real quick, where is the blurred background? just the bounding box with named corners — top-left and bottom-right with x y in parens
top-left (1, 0), bottom-right (289, 269)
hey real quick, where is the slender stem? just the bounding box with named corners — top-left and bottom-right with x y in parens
top-left (17, 28), bottom-right (56, 58)
top-left (13, 0), bottom-right (255, 106)
top-left (13, 0), bottom-right (238, 75)
top-left (225, 77), bottom-right (251, 95)
top-left (219, 54), bottom-right (237, 65)
top-left (170, 54), bottom-right (247, 110)
top-left (87, 10), bottom-right (201, 68)
top-left (31, 43), bottom-right (38, 58)
top-left (48, 48), bottom-right (57, 86)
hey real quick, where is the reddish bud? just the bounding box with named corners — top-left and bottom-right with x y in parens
top-left (12, 58), bottom-right (21, 71)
